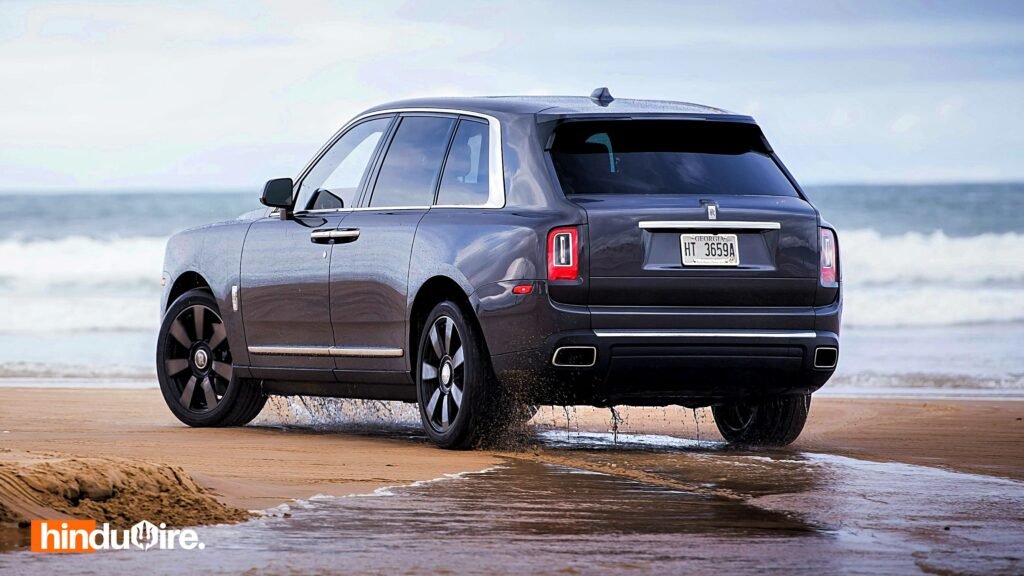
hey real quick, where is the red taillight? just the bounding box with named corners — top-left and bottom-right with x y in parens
top-left (547, 227), bottom-right (579, 281)
top-left (820, 228), bottom-right (838, 287)
top-left (512, 284), bottom-right (533, 295)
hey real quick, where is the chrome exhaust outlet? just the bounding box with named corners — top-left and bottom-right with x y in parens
top-left (813, 347), bottom-right (838, 369)
top-left (552, 346), bottom-right (597, 368)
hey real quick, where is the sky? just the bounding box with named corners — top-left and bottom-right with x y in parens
top-left (1, 0), bottom-right (1023, 191)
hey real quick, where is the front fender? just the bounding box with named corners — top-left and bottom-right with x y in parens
top-left (161, 220), bottom-right (253, 367)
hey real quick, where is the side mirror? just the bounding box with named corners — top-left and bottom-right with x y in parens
top-left (260, 178), bottom-right (294, 219)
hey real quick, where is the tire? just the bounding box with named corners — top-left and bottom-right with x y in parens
top-left (712, 394), bottom-right (811, 447)
top-left (416, 301), bottom-right (506, 449)
top-left (156, 289), bottom-right (267, 427)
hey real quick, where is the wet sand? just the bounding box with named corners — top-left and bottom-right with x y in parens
top-left (2, 386), bottom-right (1023, 573)
top-left (0, 387), bottom-right (1021, 510)
top-left (535, 397), bottom-right (1024, 481)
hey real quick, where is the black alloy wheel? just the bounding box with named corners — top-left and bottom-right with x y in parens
top-left (157, 289), bottom-right (266, 427)
top-left (712, 394), bottom-right (812, 447)
top-left (163, 301), bottom-right (232, 413)
top-left (420, 314), bottom-right (466, 434)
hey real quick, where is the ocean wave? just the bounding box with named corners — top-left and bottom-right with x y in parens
top-left (1, 230), bottom-right (1021, 333)
top-left (0, 361), bottom-right (155, 381)
top-left (840, 229), bottom-right (1024, 287)
top-left (842, 286), bottom-right (1024, 328)
top-left (838, 229), bottom-right (1024, 327)
top-left (0, 294), bottom-right (158, 334)
top-left (829, 371), bottom-right (1024, 390)
top-left (0, 236), bottom-right (166, 292)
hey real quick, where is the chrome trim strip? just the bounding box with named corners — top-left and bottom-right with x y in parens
top-left (592, 329), bottom-right (818, 339)
top-left (638, 221), bottom-right (781, 230)
top-left (298, 205), bottom-right (431, 215)
top-left (293, 107), bottom-right (505, 212)
top-left (332, 347), bottom-right (404, 358)
top-left (249, 346), bottom-right (333, 357)
top-left (249, 346), bottom-right (404, 358)
top-left (311, 229), bottom-right (360, 240)
top-left (552, 346), bottom-right (597, 368)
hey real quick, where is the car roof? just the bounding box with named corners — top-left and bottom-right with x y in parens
top-left (360, 93), bottom-right (755, 123)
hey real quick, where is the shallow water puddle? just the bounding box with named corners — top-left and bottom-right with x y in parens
top-left (5, 431), bottom-right (1023, 574)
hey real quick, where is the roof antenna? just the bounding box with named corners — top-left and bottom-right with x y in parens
top-left (589, 86), bottom-right (614, 106)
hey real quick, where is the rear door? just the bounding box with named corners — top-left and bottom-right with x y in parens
top-left (328, 114), bottom-right (457, 373)
top-left (549, 119), bottom-right (819, 307)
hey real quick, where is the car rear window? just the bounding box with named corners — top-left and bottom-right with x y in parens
top-left (550, 120), bottom-right (799, 197)
top-left (369, 116), bottom-right (455, 208)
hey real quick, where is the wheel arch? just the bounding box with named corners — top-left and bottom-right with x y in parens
top-left (167, 271), bottom-right (212, 309)
top-left (408, 276), bottom-right (487, 373)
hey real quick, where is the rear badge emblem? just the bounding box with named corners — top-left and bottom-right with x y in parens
top-left (707, 205), bottom-right (718, 220)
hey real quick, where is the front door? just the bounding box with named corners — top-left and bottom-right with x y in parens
top-left (240, 212), bottom-right (348, 369)
top-left (240, 115), bottom-right (394, 370)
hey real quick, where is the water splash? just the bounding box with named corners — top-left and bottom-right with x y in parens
top-left (691, 408), bottom-right (705, 446)
top-left (609, 406), bottom-right (624, 443)
top-left (261, 396), bottom-right (420, 433)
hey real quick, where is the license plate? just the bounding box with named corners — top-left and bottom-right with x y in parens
top-left (681, 234), bottom-right (739, 266)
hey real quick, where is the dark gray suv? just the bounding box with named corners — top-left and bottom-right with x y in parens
top-left (157, 89), bottom-right (841, 449)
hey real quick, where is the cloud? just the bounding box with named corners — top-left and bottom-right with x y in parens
top-left (890, 114), bottom-right (922, 134)
top-left (0, 0), bottom-right (1022, 188)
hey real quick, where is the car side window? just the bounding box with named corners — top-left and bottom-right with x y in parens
top-left (436, 119), bottom-right (489, 206)
top-left (295, 116), bottom-right (392, 212)
top-left (367, 116), bottom-right (455, 208)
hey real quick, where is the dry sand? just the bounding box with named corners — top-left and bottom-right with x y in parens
top-left (0, 450), bottom-right (248, 528)
top-left (0, 386), bottom-right (1021, 535)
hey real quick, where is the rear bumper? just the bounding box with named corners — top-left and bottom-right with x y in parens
top-left (479, 285), bottom-right (841, 408)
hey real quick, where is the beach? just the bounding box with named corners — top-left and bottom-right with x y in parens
top-left (2, 387), bottom-right (1021, 513)
top-left (1, 185), bottom-right (1022, 572)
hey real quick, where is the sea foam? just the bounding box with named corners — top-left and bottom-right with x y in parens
top-left (0, 230), bottom-right (1021, 333)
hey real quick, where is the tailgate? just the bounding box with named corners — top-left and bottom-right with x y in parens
top-left (548, 119), bottom-right (820, 307)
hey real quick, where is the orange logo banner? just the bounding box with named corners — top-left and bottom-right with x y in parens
top-left (31, 520), bottom-right (98, 553)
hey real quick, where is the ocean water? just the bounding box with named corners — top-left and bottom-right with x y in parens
top-left (0, 184), bottom-right (1021, 390)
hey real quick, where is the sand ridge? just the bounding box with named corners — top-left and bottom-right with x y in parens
top-left (0, 449), bottom-right (248, 529)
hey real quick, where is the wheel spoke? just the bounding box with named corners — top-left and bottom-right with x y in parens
top-left (451, 345), bottom-right (464, 369)
top-left (429, 322), bottom-right (443, 358)
top-left (451, 383), bottom-right (463, 408)
top-left (169, 319), bottom-right (192, 349)
top-left (441, 394), bottom-right (450, 430)
top-left (211, 360), bottom-right (232, 381)
top-left (165, 358), bottom-right (189, 376)
top-left (444, 318), bottom-right (453, 355)
top-left (191, 306), bottom-right (206, 341)
top-left (426, 388), bottom-right (441, 418)
top-left (179, 375), bottom-right (197, 407)
top-left (200, 376), bottom-right (218, 409)
top-left (422, 362), bottom-right (437, 381)
top-left (208, 321), bottom-right (228, 351)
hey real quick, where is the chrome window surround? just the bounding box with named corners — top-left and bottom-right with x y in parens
top-left (638, 221), bottom-right (781, 231)
top-left (289, 108), bottom-right (506, 215)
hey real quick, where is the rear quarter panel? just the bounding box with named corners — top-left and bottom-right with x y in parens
top-left (409, 209), bottom-right (555, 356)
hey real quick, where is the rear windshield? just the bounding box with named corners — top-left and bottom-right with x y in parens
top-left (550, 120), bottom-right (799, 197)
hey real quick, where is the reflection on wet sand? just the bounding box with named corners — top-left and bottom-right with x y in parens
top-left (9, 427), bottom-right (1023, 575)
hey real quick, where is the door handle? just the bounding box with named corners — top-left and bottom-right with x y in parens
top-left (310, 228), bottom-right (360, 244)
